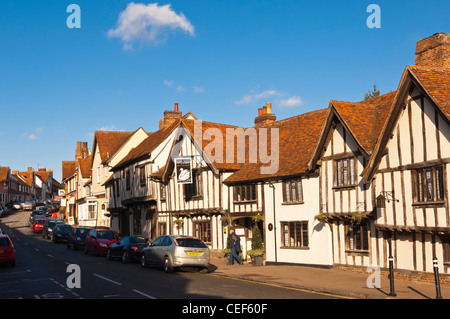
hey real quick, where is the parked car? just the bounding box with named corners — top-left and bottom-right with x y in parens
top-left (51, 224), bottom-right (73, 243)
top-left (23, 201), bottom-right (35, 211)
top-left (0, 207), bottom-right (5, 217)
top-left (29, 210), bottom-right (45, 225)
top-left (84, 229), bottom-right (120, 256)
top-left (140, 235), bottom-right (210, 273)
top-left (0, 235), bottom-right (16, 266)
top-left (67, 227), bottom-right (91, 250)
top-left (31, 218), bottom-right (46, 233)
top-left (107, 236), bottom-right (148, 263)
top-left (41, 218), bottom-right (64, 239)
top-left (12, 203), bottom-right (22, 210)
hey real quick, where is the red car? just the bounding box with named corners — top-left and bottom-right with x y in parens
top-left (31, 218), bottom-right (46, 233)
top-left (0, 235), bottom-right (16, 266)
top-left (84, 229), bottom-right (120, 256)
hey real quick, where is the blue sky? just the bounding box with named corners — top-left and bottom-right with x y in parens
top-left (0, 0), bottom-right (449, 182)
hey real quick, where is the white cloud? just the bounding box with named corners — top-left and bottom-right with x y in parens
top-left (108, 2), bottom-right (195, 49)
top-left (235, 89), bottom-right (303, 109)
top-left (28, 134), bottom-right (38, 140)
top-left (235, 89), bottom-right (282, 105)
top-left (163, 80), bottom-right (174, 88)
top-left (193, 86), bottom-right (205, 94)
top-left (278, 96), bottom-right (303, 108)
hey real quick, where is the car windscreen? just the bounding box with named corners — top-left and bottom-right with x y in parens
top-left (58, 225), bottom-right (72, 231)
top-left (130, 237), bottom-right (146, 243)
top-left (176, 238), bottom-right (207, 248)
top-left (97, 231), bottom-right (118, 239)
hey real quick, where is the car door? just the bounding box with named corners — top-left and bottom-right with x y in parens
top-left (155, 236), bottom-right (171, 266)
top-left (146, 236), bottom-right (163, 264)
top-left (86, 230), bottom-right (96, 251)
top-left (113, 237), bottom-right (127, 258)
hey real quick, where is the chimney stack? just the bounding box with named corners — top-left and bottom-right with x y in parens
top-left (255, 102), bottom-right (276, 128)
top-left (82, 142), bottom-right (89, 158)
top-left (75, 141), bottom-right (82, 161)
top-left (159, 103), bottom-right (182, 130)
top-left (415, 33), bottom-right (450, 69)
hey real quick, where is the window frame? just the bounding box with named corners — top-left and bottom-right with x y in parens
top-left (282, 178), bottom-right (304, 204)
top-left (345, 222), bottom-right (369, 253)
top-left (413, 165), bottom-right (445, 204)
top-left (233, 184), bottom-right (257, 203)
top-left (280, 221), bottom-right (309, 249)
top-left (334, 156), bottom-right (356, 188)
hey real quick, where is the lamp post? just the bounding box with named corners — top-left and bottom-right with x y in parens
top-left (433, 257), bottom-right (443, 299)
top-left (268, 181), bottom-right (277, 263)
top-left (388, 233), bottom-right (396, 297)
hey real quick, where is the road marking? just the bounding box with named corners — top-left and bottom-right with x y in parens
top-left (132, 289), bottom-right (157, 299)
top-left (93, 273), bottom-right (122, 286)
top-left (47, 254), bottom-right (54, 258)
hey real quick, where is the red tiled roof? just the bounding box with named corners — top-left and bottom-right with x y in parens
top-left (331, 91), bottom-right (397, 153)
top-left (224, 108), bottom-right (328, 183)
top-left (0, 167), bottom-right (10, 183)
top-left (78, 155), bottom-right (92, 178)
top-left (62, 161), bottom-right (76, 181)
top-left (408, 66), bottom-right (450, 119)
top-left (94, 131), bottom-right (133, 164)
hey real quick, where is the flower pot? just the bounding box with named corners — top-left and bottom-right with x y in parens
top-left (251, 256), bottom-right (264, 266)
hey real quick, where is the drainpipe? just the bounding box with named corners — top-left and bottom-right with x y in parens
top-left (268, 181), bottom-right (277, 263)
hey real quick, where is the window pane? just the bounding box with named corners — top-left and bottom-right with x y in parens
top-left (425, 169), bottom-right (434, 201)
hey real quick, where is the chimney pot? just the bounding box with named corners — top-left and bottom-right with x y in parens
top-left (258, 108), bottom-right (263, 116)
top-left (174, 103), bottom-right (179, 111)
top-left (263, 106), bottom-right (267, 114)
top-left (266, 102), bottom-right (272, 114)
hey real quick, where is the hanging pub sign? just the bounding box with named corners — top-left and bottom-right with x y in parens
top-left (175, 157), bottom-right (192, 184)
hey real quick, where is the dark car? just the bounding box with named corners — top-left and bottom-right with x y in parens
top-left (67, 227), bottom-right (91, 250)
top-left (107, 236), bottom-right (148, 263)
top-left (29, 210), bottom-right (45, 225)
top-left (42, 218), bottom-right (64, 239)
top-left (51, 224), bottom-right (73, 243)
top-left (84, 229), bottom-right (120, 256)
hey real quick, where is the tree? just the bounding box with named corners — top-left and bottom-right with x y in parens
top-left (364, 84), bottom-right (381, 100)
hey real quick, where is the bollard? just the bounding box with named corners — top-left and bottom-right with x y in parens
top-left (433, 257), bottom-right (443, 299)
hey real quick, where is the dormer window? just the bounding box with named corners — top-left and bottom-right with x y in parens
top-left (335, 157), bottom-right (356, 187)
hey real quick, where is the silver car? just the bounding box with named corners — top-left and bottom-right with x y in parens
top-left (140, 235), bottom-right (210, 273)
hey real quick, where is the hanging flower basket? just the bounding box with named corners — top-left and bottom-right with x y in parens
top-left (350, 212), bottom-right (367, 225)
top-left (314, 212), bottom-right (329, 223)
top-left (252, 213), bottom-right (263, 223)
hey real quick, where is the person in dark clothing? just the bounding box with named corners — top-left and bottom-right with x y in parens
top-left (228, 229), bottom-right (243, 265)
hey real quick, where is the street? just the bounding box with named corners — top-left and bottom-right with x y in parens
top-left (0, 210), bottom-right (343, 301)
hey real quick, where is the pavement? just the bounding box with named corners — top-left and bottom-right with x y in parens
top-left (208, 257), bottom-right (450, 299)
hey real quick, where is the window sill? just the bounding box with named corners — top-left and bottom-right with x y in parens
top-left (412, 200), bottom-right (445, 207)
top-left (333, 185), bottom-right (357, 191)
top-left (345, 249), bottom-right (369, 256)
top-left (282, 201), bottom-right (304, 205)
top-left (280, 246), bottom-right (310, 250)
top-left (233, 200), bottom-right (257, 205)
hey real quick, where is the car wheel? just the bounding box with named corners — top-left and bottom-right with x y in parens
top-left (84, 246), bottom-right (89, 254)
top-left (106, 249), bottom-right (112, 260)
top-left (140, 255), bottom-right (147, 268)
top-left (163, 256), bottom-right (173, 273)
top-left (121, 251), bottom-right (129, 263)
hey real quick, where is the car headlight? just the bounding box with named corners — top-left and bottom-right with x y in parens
top-left (76, 236), bottom-right (82, 241)
top-left (99, 243), bottom-right (107, 248)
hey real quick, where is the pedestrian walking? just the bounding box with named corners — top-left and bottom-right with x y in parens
top-left (228, 229), bottom-right (243, 265)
